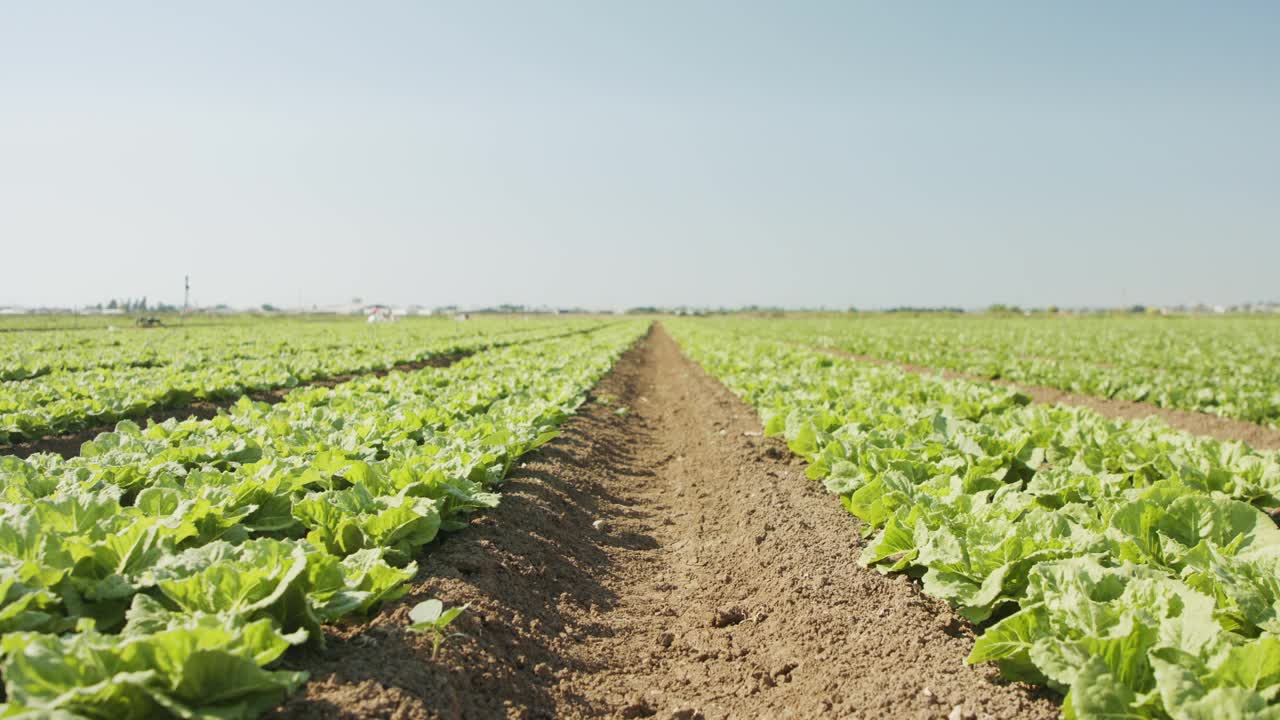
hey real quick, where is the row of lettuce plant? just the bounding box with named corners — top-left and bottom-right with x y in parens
top-left (0, 318), bottom-right (466, 381)
top-left (668, 319), bottom-right (1280, 720)
top-left (707, 316), bottom-right (1280, 428)
top-left (0, 320), bottom-right (648, 719)
top-left (0, 318), bottom-right (610, 445)
top-left (0, 317), bottom-right (581, 382)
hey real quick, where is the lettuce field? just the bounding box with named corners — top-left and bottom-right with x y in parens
top-left (2, 314), bottom-right (1279, 719)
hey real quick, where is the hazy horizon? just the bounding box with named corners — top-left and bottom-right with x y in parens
top-left (3, 2), bottom-right (1277, 310)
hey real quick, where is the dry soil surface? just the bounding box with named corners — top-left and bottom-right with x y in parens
top-left (275, 326), bottom-right (1058, 720)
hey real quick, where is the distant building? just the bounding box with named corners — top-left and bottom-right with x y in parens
top-left (366, 306), bottom-right (396, 323)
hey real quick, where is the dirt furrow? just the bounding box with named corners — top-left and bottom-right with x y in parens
top-left (814, 347), bottom-right (1280, 450)
top-left (275, 325), bottom-right (1057, 720)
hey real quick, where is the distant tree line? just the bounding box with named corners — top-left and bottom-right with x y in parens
top-left (885, 306), bottom-right (967, 314)
top-left (96, 298), bottom-right (178, 313)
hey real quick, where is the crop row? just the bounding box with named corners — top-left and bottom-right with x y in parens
top-left (711, 315), bottom-right (1280, 428)
top-left (0, 317), bottom-right (578, 382)
top-left (0, 320), bottom-right (649, 719)
top-left (668, 319), bottom-right (1280, 720)
top-left (0, 318), bottom-right (610, 445)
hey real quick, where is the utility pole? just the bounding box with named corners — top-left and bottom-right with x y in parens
top-left (183, 275), bottom-right (190, 323)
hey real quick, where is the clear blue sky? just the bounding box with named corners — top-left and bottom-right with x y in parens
top-left (2, 1), bottom-right (1276, 310)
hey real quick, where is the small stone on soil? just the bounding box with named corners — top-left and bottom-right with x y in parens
top-left (620, 699), bottom-right (656, 718)
top-left (710, 606), bottom-right (746, 628)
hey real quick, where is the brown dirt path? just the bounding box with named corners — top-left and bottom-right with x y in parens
top-left (817, 348), bottom-right (1280, 451)
top-left (275, 326), bottom-right (1058, 720)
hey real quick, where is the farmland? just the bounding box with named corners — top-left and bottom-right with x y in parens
top-left (723, 315), bottom-right (1280, 428)
top-left (0, 318), bottom-right (612, 447)
top-left (2, 314), bottom-right (1279, 719)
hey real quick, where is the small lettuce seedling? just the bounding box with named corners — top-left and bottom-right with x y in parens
top-left (408, 599), bottom-right (469, 659)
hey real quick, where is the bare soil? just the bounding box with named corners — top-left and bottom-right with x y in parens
top-left (274, 326), bottom-right (1058, 720)
top-left (820, 349), bottom-right (1280, 451)
top-left (3, 354), bottom-right (467, 460)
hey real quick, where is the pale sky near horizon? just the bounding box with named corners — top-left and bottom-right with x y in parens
top-left (1, 2), bottom-right (1277, 310)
